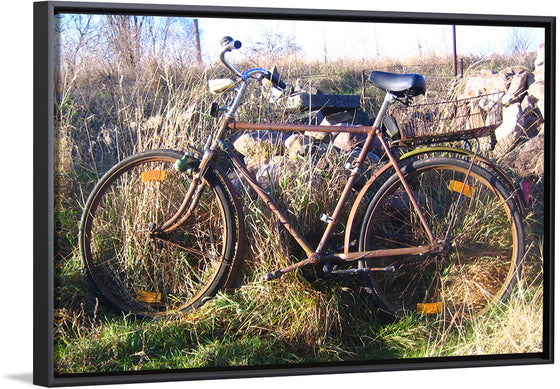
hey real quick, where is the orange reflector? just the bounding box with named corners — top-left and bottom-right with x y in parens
top-left (417, 302), bottom-right (442, 314)
top-left (137, 290), bottom-right (162, 303)
top-left (141, 169), bottom-right (166, 182)
top-left (449, 180), bottom-right (473, 198)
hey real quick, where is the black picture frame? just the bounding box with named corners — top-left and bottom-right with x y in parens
top-left (34, 1), bottom-right (555, 387)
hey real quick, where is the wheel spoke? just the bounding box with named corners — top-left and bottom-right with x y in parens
top-left (80, 151), bottom-right (237, 316)
top-left (154, 236), bottom-right (217, 261)
top-left (359, 157), bottom-right (523, 322)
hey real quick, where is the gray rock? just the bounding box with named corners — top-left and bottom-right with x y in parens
top-left (320, 111), bottom-right (356, 126)
top-left (332, 131), bottom-right (366, 152)
top-left (495, 104), bottom-right (522, 141)
top-left (233, 131), bottom-right (288, 158)
top-left (527, 81), bottom-right (545, 117)
top-left (500, 126), bottom-right (544, 177)
top-left (502, 71), bottom-right (528, 106)
top-left (535, 43), bottom-right (545, 67)
top-left (459, 70), bottom-right (509, 99)
top-left (528, 81), bottom-right (545, 101)
top-left (285, 133), bottom-right (313, 159)
top-left (304, 129), bottom-right (331, 142)
top-left (494, 103), bottom-right (523, 156)
top-left (289, 110), bottom-right (324, 125)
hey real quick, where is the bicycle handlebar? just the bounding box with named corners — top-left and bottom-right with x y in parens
top-left (219, 36), bottom-right (286, 90)
top-left (220, 36), bottom-right (242, 52)
top-left (219, 36), bottom-right (243, 78)
top-left (267, 71), bottom-right (287, 90)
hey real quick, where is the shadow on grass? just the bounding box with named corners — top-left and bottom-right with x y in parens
top-left (53, 256), bottom-right (403, 375)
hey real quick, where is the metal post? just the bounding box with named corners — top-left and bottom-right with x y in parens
top-left (193, 19), bottom-right (202, 66)
top-left (452, 25), bottom-right (458, 77)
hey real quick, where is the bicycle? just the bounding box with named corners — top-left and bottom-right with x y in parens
top-left (79, 36), bottom-right (525, 321)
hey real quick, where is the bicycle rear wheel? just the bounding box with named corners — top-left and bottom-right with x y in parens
top-left (79, 150), bottom-right (238, 317)
top-left (359, 157), bottom-right (524, 321)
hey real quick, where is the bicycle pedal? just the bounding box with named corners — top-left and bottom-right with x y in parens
top-left (262, 270), bottom-right (283, 281)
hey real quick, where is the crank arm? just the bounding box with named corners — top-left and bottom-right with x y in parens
top-left (262, 253), bottom-right (321, 281)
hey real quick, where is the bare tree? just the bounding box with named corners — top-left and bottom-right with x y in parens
top-left (54, 14), bottom-right (99, 105)
top-left (55, 14), bottom-right (97, 72)
top-left (104, 15), bottom-right (147, 71)
top-left (193, 19), bottom-right (202, 66)
top-left (165, 17), bottom-right (197, 67)
top-left (507, 27), bottom-right (535, 54)
top-left (250, 26), bottom-right (302, 57)
top-left (145, 17), bottom-right (172, 61)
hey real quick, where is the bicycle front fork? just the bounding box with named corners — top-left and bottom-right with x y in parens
top-left (162, 116), bottom-right (234, 233)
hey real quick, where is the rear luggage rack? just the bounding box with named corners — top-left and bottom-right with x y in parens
top-left (391, 91), bottom-right (504, 147)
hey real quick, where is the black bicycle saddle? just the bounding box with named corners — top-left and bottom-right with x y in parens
top-left (369, 71), bottom-right (426, 98)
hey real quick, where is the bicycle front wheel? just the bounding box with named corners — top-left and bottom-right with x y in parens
top-left (359, 157), bottom-right (524, 321)
top-left (79, 150), bottom-right (238, 317)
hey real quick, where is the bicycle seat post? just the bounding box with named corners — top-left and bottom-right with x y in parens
top-left (372, 91), bottom-right (439, 246)
top-left (372, 92), bottom-right (397, 130)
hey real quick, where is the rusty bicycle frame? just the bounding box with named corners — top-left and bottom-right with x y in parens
top-left (159, 37), bottom-right (449, 281)
top-left (225, 119), bottom-right (442, 280)
top-left (160, 114), bottom-right (445, 282)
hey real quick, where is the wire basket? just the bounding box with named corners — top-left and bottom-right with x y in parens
top-left (390, 91), bottom-right (504, 146)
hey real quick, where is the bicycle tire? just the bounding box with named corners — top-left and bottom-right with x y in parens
top-left (397, 146), bottom-right (526, 214)
top-left (358, 157), bottom-right (524, 321)
top-left (79, 150), bottom-right (238, 317)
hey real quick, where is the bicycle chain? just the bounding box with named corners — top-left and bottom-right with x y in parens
top-left (386, 254), bottom-right (448, 272)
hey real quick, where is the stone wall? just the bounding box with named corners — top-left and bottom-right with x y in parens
top-left (459, 43), bottom-right (545, 178)
top-left (231, 44), bottom-right (546, 187)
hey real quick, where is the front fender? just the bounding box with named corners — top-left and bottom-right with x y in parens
top-left (181, 149), bottom-right (247, 289)
top-left (206, 155), bottom-right (248, 290)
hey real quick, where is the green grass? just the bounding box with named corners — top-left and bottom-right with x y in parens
top-left (54, 266), bottom-right (390, 374)
top-left (53, 240), bottom-right (544, 374)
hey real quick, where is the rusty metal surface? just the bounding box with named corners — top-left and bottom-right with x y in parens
top-left (217, 165), bottom-right (248, 290)
top-left (391, 91), bottom-right (504, 146)
top-left (262, 252), bottom-right (322, 281)
top-left (217, 120), bottom-right (467, 279)
top-left (226, 146), bottom-right (315, 257)
top-left (343, 161), bottom-right (395, 254)
top-left (376, 130), bottom-right (437, 244)
top-left (329, 244), bottom-right (435, 261)
top-left (315, 131), bottom-right (377, 255)
top-left (228, 121), bottom-right (373, 134)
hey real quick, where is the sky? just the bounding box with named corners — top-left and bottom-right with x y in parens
top-left (56, 12), bottom-right (545, 65)
top-left (196, 17), bottom-right (545, 62)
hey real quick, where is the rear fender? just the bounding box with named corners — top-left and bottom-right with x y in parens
top-left (343, 146), bottom-right (524, 252)
top-left (400, 146), bottom-right (524, 214)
